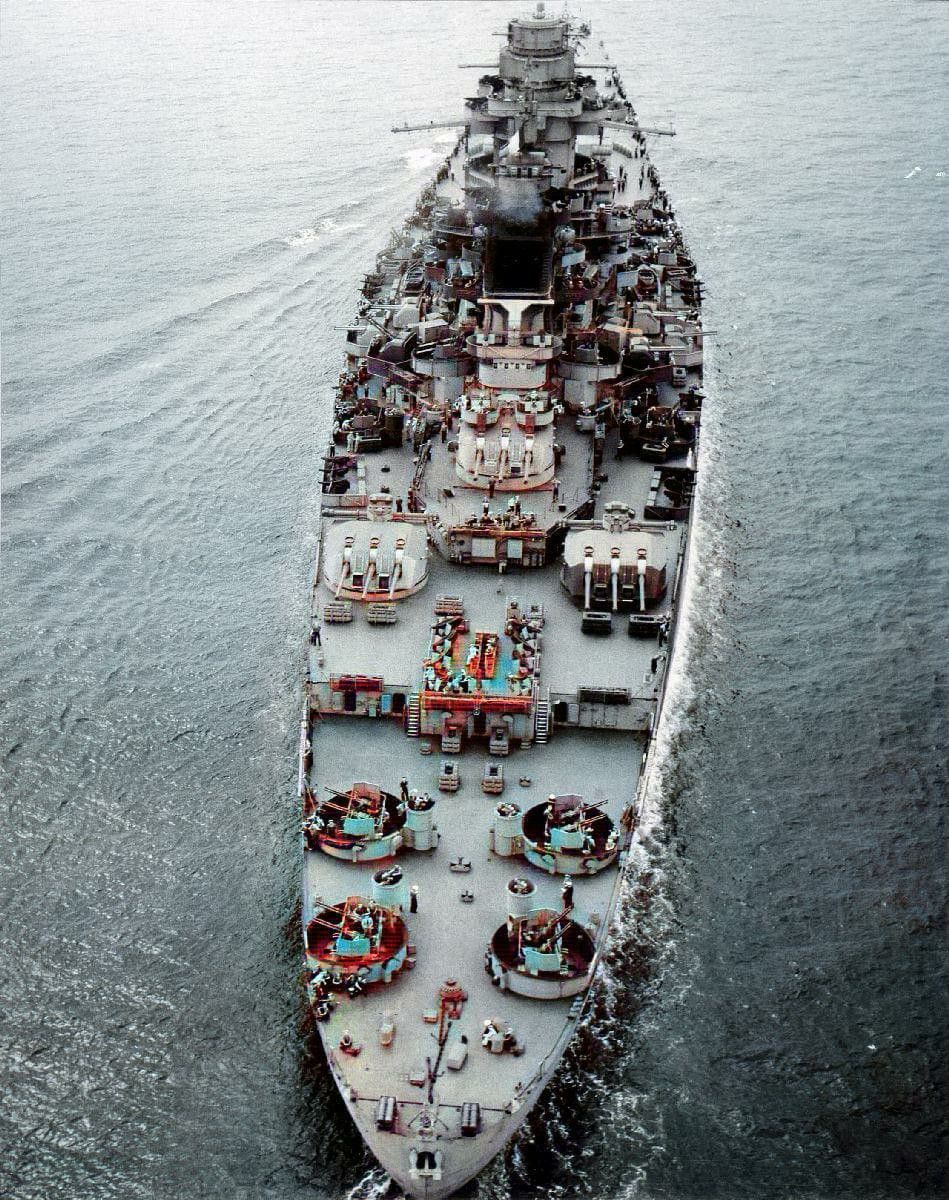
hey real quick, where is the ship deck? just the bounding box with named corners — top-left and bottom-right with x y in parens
top-left (310, 548), bottom-right (665, 705)
top-left (303, 718), bottom-right (642, 1160)
top-left (314, 386), bottom-right (690, 709)
top-left (301, 50), bottom-right (703, 1194)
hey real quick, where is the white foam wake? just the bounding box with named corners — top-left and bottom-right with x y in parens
top-left (343, 1166), bottom-right (395, 1200)
top-left (284, 217), bottom-right (366, 247)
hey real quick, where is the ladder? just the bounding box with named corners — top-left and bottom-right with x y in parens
top-left (534, 696), bottom-right (550, 744)
top-left (406, 694), bottom-right (421, 738)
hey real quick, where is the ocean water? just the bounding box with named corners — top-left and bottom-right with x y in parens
top-left (1, 3), bottom-right (945, 1199)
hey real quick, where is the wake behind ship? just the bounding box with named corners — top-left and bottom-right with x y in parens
top-left (299, 6), bottom-right (703, 1195)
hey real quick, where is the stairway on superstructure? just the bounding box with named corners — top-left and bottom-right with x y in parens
top-left (406, 693), bottom-right (421, 738)
top-left (534, 695), bottom-right (550, 744)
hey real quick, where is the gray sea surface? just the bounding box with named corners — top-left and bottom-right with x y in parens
top-left (1, 2), bottom-right (946, 1198)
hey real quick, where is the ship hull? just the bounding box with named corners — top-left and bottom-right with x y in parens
top-left (298, 8), bottom-right (704, 1194)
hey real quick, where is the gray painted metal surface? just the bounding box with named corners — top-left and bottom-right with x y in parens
top-left (299, 7), bottom-right (703, 1194)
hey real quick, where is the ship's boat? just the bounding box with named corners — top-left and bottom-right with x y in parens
top-left (299, 4), bottom-right (702, 1195)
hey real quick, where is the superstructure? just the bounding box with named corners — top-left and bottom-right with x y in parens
top-left (299, 6), bottom-right (703, 1195)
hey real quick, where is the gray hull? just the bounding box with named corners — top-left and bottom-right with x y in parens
top-left (298, 7), bottom-right (703, 1194)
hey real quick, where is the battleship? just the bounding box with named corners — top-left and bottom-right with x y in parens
top-left (299, 6), bottom-right (703, 1195)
